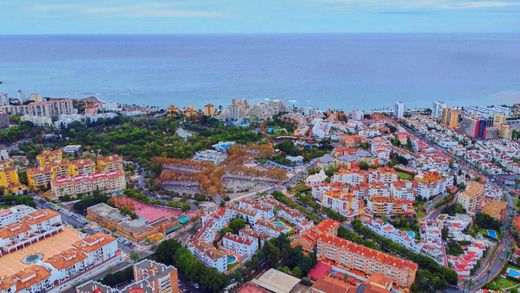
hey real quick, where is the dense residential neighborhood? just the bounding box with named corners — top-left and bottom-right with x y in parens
top-left (0, 94), bottom-right (519, 292)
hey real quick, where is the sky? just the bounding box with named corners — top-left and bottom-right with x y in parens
top-left (0, 0), bottom-right (520, 34)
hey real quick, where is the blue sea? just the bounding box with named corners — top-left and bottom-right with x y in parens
top-left (0, 34), bottom-right (519, 111)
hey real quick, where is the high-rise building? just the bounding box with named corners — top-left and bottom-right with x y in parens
top-left (203, 104), bottom-right (216, 116)
top-left (0, 93), bottom-right (8, 106)
top-left (500, 124), bottom-right (513, 139)
top-left (394, 102), bottom-right (405, 119)
top-left (352, 109), bottom-right (364, 121)
top-left (441, 108), bottom-right (460, 129)
top-left (2, 98), bottom-right (75, 118)
top-left (493, 113), bottom-right (507, 127)
top-left (458, 115), bottom-right (479, 138)
top-left (432, 101), bottom-right (447, 120)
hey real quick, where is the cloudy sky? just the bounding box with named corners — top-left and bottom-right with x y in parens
top-left (1, 0), bottom-right (519, 34)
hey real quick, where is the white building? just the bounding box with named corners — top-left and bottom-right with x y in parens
top-left (221, 232), bottom-right (258, 261)
top-left (432, 101), bottom-right (447, 120)
top-left (395, 101), bottom-right (405, 119)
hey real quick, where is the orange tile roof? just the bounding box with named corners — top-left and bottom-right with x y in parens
top-left (318, 234), bottom-right (418, 271)
top-left (22, 209), bottom-right (60, 225)
top-left (0, 222), bottom-right (31, 239)
top-left (315, 219), bottom-right (340, 234)
top-left (74, 232), bottom-right (116, 253)
top-left (312, 276), bottom-right (356, 293)
top-left (481, 200), bottom-right (507, 220)
top-left (13, 265), bottom-right (51, 291)
top-left (46, 248), bottom-right (87, 270)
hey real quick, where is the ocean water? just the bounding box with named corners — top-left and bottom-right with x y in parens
top-left (0, 34), bottom-right (519, 111)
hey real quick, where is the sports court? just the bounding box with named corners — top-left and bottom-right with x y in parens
top-left (113, 196), bottom-right (183, 222)
top-left (0, 227), bottom-right (82, 277)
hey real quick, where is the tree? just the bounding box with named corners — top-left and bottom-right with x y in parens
top-left (359, 161), bottom-right (369, 170)
top-left (229, 218), bottom-right (247, 234)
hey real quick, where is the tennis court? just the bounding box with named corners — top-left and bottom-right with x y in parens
top-left (0, 227), bottom-right (82, 277)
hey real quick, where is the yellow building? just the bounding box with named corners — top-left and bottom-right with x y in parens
top-left (441, 108), bottom-right (460, 129)
top-left (69, 158), bottom-right (96, 176)
top-left (499, 124), bottom-right (512, 140)
top-left (0, 160), bottom-right (28, 194)
top-left (203, 104), bottom-right (216, 116)
top-left (493, 114), bottom-right (506, 127)
top-left (96, 155), bottom-right (123, 173)
top-left (167, 105), bottom-right (181, 118)
top-left (36, 149), bottom-right (63, 166)
top-left (183, 105), bottom-right (198, 120)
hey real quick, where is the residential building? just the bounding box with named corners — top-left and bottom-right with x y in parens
top-left (0, 113), bottom-right (9, 128)
top-left (290, 219), bottom-right (340, 253)
top-left (366, 196), bottom-right (414, 217)
top-left (0, 208), bottom-right (62, 255)
top-left (203, 104), bottom-right (216, 116)
top-left (457, 181), bottom-right (484, 214)
top-left (317, 234), bottom-right (418, 289)
top-left (75, 259), bottom-right (179, 293)
top-left (2, 98), bottom-right (75, 118)
top-left (480, 200), bottom-right (507, 221)
top-left (221, 232), bottom-right (258, 261)
top-left (413, 171), bottom-right (449, 200)
top-left (441, 108), bottom-right (460, 129)
top-left (394, 102), bottom-right (405, 119)
top-left (188, 240), bottom-right (227, 272)
top-left (432, 101), bottom-right (447, 120)
top-left (0, 160), bottom-right (27, 195)
top-left (50, 170), bottom-right (126, 199)
top-left (321, 190), bottom-right (364, 219)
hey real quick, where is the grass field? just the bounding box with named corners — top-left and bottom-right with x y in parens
top-left (487, 277), bottom-right (517, 290)
top-left (397, 171), bottom-right (413, 180)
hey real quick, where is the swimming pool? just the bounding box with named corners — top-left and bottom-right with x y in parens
top-left (227, 255), bottom-right (237, 264)
top-left (406, 231), bottom-right (415, 238)
top-left (487, 230), bottom-right (498, 239)
top-left (507, 268), bottom-right (520, 278)
top-left (23, 253), bottom-right (43, 264)
top-left (273, 221), bottom-right (285, 227)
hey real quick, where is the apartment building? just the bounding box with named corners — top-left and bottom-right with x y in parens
top-left (317, 234), bottom-right (418, 289)
top-left (0, 208), bottom-right (62, 256)
top-left (189, 240), bottom-right (227, 272)
top-left (29, 150), bottom-right (123, 186)
top-left (2, 98), bottom-right (75, 118)
top-left (97, 155), bottom-right (124, 173)
top-left (76, 259), bottom-right (179, 293)
top-left (413, 171), bottom-right (449, 200)
top-left (457, 181), bottom-right (484, 214)
top-left (253, 220), bottom-right (286, 238)
top-left (51, 170), bottom-right (126, 198)
top-left (321, 190), bottom-right (364, 219)
top-left (291, 219), bottom-right (340, 253)
top-left (367, 196), bottom-right (415, 217)
top-left (0, 160), bottom-right (26, 194)
top-left (221, 232), bottom-right (258, 261)
top-left (0, 205), bottom-right (36, 227)
top-left (0, 265), bottom-right (52, 293)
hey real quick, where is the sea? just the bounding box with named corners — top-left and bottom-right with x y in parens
top-left (0, 33), bottom-right (519, 111)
